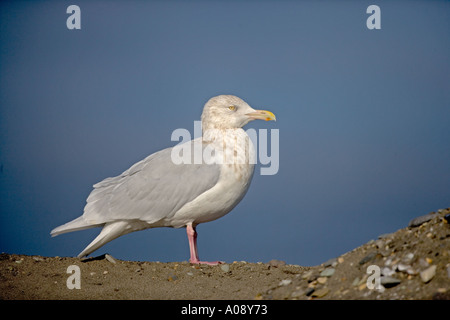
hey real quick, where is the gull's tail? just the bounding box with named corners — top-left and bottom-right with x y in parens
top-left (75, 221), bottom-right (131, 258)
top-left (50, 216), bottom-right (101, 237)
top-left (52, 218), bottom-right (139, 258)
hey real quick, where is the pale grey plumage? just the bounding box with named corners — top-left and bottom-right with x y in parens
top-left (83, 143), bottom-right (220, 226)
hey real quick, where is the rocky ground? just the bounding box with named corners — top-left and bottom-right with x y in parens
top-left (1, 208), bottom-right (449, 300)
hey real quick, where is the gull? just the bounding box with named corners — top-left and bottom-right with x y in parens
top-left (51, 95), bottom-right (276, 265)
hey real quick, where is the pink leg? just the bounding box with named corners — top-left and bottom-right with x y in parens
top-left (186, 223), bottom-right (222, 265)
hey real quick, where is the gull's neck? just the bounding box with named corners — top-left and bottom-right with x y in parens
top-left (202, 126), bottom-right (245, 141)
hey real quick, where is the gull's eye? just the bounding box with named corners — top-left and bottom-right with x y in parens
top-left (228, 105), bottom-right (236, 111)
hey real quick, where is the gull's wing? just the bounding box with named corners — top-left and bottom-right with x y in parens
top-left (82, 140), bottom-right (221, 225)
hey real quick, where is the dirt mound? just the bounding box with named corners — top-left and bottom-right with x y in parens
top-left (1, 208), bottom-right (449, 300)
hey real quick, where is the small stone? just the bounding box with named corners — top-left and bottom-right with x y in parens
top-left (291, 290), bottom-right (304, 298)
top-left (32, 256), bottom-right (44, 262)
top-left (322, 258), bottom-right (337, 267)
top-left (352, 277), bottom-right (360, 286)
top-left (402, 253), bottom-right (414, 263)
top-left (317, 277), bottom-right (328, 284)
top-left (381, 267), bottom-right (395, 276)
top-left (302, 270), bottom-right (313, 280)
top-left (380, 276), bottom-right (401, 288)
top-left (359, 252), bottom-right (377, 265)
top-left (320, 268), bottom-right (335, 277)
top-left (338, 257), bottom-right (344, 264)
top-left (375, 239), bottom-right (384, 249)
top-left (356, 274), bottom-right (368, 287)
top-left (378, 233), bottom-right (394, 239)
top-left (279, 279), bottom-right (292, 286)
top-left (406, 267), bottom-right (417, 275)
top-left (408, 213), bottom-right (439, 228)
top-left (397, 263), bottom-right (410, 272)
top-left (167, 274), bottom-right (178, 281)
top-left (186, 272), bottom-right (193, 276)
top-left (105, 254), bottom-right (116, 264)
top-left (305, 287), bottom-right (315, 296)
top-left (220, 264), bottom-right (230, 273)
top-left (268, 259), bottom-right (286, 267)
top-left (358, 282), bottom-right (367, 291)
top-left (397, 263), bottom-right (417, 275)
top-left (311, 287), bottom-right (329, 298)
top-left (254, 293), bottom-right (263, 300)
top-left (103, 270), bottom-right (108, 275)
top-left (376, 285), bottom-right (386, 293)
top-left (420, 265), bottom-right (436, 283)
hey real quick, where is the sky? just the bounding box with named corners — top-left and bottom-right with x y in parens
top-left (0, 0), bottom-right (449, 266)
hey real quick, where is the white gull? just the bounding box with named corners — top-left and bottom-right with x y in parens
top-left (51, 95), bottom-right (276, 265)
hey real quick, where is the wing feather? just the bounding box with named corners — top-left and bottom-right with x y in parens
top-left (83, 141), bottom-right (221, 226)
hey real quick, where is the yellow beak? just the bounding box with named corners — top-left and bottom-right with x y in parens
top-left (246, 110), bottom-right (276, 121)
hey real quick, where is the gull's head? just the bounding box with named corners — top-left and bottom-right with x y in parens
top-left (201, 95), bottom-right (276, 131)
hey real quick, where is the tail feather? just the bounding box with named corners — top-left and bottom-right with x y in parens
top-left (50, 216), bottom-right (102, 237)
top-left (52, 217), bottom-right (150, 258)
top-left (77, 221), bottom-right (131, 258)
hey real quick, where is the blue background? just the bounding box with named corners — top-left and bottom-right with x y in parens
top-left (1, 1), bottom-right (449, 266)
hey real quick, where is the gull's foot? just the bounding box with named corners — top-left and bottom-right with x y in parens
top-left (189, 259), bottom-right (224, 266)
